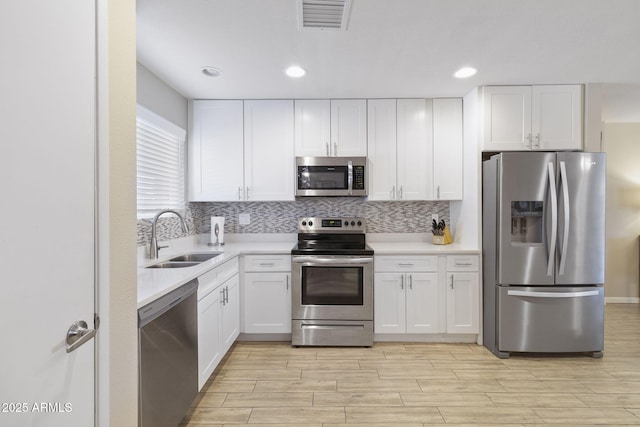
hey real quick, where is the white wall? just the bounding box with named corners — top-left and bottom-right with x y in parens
top-left (137, 62), bottom-right (188, 129)
top-left (603, 123), bottom-right (640, 302)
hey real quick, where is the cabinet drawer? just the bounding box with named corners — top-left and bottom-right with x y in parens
top-left (244, 254), bottom-right (291, 272)
top-left (375, 255), bottom-right (438, 272)
top-left (446, 255), bottom-right (479, 272)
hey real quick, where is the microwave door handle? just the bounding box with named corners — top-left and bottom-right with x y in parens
top-left (347, 160), bottom-right (353, 195)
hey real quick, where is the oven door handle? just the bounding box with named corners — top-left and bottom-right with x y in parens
top-left (292, 256), bottom-right (373, 265)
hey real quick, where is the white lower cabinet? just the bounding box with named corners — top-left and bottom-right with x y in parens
top-left (374, 254), bottom-right (480, 338)
top-left (445, 255), bottom-right (480, 334)
top-left (242, 254), bottom-right (291, 334)
top-left (374, 256), bottom-right (439, 334)
top-left (197, 258), bottom-right (240, 390)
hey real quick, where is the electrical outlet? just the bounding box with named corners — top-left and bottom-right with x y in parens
top-left (431, 214), bottom-right (439, 223)
top-left (239, 213), bottom-right (250, 225)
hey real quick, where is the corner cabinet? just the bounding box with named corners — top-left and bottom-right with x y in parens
top-left (482, 85), bottom-right (583, 151)
top-left (294, 99), bottom-right (367, 157)
top-left (189, 100), bottom-right (294, 201)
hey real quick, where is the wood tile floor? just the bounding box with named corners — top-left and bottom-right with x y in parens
top-left (182, 304), bottom-right (640, 426)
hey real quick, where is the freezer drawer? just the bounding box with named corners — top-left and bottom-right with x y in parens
top-left (497, 286), bottom-right (604, 353)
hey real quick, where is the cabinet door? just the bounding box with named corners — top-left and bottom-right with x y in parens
top-left (374, 273), bottom-right (406, 333)
top-left (406, 273), bottom-right (440, 333)
top-left (197, 288), bottom-right (222, 390)
top-left (482, 86), bottom-right (532, 151)
top-left (396, 99), bottom-right (433, 200)
top-left (243, 272), bottom-right (291, 333)
top-left (294, 99), bottom-right (331, 156)
top-left (221, 275), bottom-right (240, 353)
top-left (367, 99), bottom-right (397, 200)
top-left (189, 100), bottom-right (244, 201)
top-left (432, 98), bottom-right (463, 200)
top-left (330, 99), bottom-right (367, 156)
top-left (532, 85), bottom-right (583, 150)
top-left (446, 272), bottom-right (479, 334)
top-left (244, 100), bottom-right (295, 201)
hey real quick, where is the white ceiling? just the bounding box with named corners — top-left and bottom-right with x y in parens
top-left (136, 0), bottom-right (640, 100)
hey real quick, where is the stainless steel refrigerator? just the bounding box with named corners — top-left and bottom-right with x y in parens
top-left (482, 152), bottom-right (606, 358)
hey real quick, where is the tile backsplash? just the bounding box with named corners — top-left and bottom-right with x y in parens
top-left (137, 198), bottom-right (449, 246)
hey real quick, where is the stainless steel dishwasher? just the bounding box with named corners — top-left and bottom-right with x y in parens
top-left (138, 279), bottom-right (198, 427)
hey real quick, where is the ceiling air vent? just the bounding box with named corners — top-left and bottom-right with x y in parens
top-left (297, 0), bottom-right (352, 31)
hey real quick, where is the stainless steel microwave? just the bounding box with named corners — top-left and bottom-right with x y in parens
top-left (295, 157), bottom-right (367, 197)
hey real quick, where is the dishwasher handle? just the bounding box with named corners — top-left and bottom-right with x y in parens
top-left (138, 279), bottom-right (198, 328)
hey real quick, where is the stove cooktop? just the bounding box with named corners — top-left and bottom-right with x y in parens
top-left (291, 217), bottom-right (373, 256)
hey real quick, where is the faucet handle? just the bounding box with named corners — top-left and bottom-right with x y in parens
top-left (157, 244), bottom-right (169, 254)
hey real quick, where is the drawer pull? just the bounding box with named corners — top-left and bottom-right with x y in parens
top-left (455, 262), bottom-right (473, 266)
top-left (397, 263), bottom-right (415, 267)
top-left (259, 263), bottom-right (275, 267)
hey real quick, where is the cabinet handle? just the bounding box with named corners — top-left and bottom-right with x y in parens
top-left (225, 286), bottom-right (229, 304)
top-left (334, 142), bottom-right (338, 156)
top-left (246, 187), bottom-right (250, 200)
top-left (455, 262), bottom-right (473, 267)
top-left (391, 186), bottom-right (395, 200)
top-left (534, 133), bottom-right (540, 148)
top-left (400, 274), bottom-right (404, 290)
top-left (259, 262), bottom-right (275, 267)
top-left (286, 275), bottom-right (289, 291)
top-left (450, 274), bottom-right (454, 289)
top-left (326, 142), bottom-right (329, 156)
top-left (238, 186), bottom-right (242, 200)
top-left (437, 185), bottom-right (440, 200)
top-left (398, 263), bottom-right (414, 267)
top-left (221, 288), bottom-right (226, 305)
top-left (399, 186), bottom-right (403, 200)
top-left (526, 133), bottom-right (532, 148)
top-left (409, 274), bottom-right (413, 290)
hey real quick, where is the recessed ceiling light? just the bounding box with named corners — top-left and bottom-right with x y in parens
top-left (453, 66), bottom-right (478, 79)
top-left (201, 66), bottom-right (222, 78)
top-left (285, 65), bottom-right (307, 78)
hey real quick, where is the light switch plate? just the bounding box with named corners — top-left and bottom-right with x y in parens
top-left (239, 213), bottom-right (250, 225)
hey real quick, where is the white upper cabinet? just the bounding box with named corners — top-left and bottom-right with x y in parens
top-left (432, 98), bottom-right (463, 200)
top-left (294, 99), bottom-right (367, 157)
top-left (189, 99), bottom-right (294, 201)
top-left (395, 99), bottom-right (433, 200)
top-left (482, 85), bottom-right (582, 151)
top-left (367, 99), bottom-right (397, 200)
top-left (294, 100), bottom-right (331, 156)
top-left (244, 100), bottom-right (295, 201)
top-left (189, 100), bottom-right (244, 201)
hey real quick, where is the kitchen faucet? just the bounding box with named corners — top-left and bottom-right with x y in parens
top-left (150, 210), bottom-right (189, 259)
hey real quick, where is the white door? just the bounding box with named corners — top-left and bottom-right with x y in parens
top-left (244, 100), bottom-right (295, 201)
top-left (482, 86), bottom-right (532, 151)
top-left (533, 85), bottom-right (583, 150)
top-left (406, 273), bottom-right (440, 333)
top-left (294, 99), bottom-right (331, 156)
top-left (330, 99), bottom-right (368, 156)
top-left (396, 99), bottom-right (433, 200)
top-left (374, 273), bottom-right (406, 333)
top-left (1, 1), bottom-right (96, 426)
top-left (367, 99), bottom-right (397, 200)
top-left (189, 100), bottom-right (244, 201)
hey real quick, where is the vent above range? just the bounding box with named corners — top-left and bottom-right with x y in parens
top-left (297, 0), bottom-right (352, 31)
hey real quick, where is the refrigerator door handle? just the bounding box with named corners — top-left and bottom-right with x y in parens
top-left (507, 290), bottom-right (600, 298)
top-left (559, 161), bottom-right (570, 275)
top-left (547, 162), bottom-right (558, 277)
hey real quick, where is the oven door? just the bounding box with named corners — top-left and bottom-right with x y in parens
top-left (292, 255), bottom-right (373, 321)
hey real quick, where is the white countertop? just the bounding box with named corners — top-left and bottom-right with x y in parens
top-left (137, 233), bottom-right (480, 309)
top-left (137, 238), bottom-right (295, 308)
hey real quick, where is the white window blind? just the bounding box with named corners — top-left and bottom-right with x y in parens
top-left (136, 105), bottom-right (186, 217)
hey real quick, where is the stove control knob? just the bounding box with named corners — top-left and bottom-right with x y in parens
top-left (344, 220), bottom-right (349, 226)
top-left (357, 221), bottom-right (362, 226)
top-left (350, 221), bottom-right (355, 226)
top-left (308, 221), bottom-right (313, 227)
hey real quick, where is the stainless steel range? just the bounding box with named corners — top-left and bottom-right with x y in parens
top-left (291, 217), bottom-right (374, 347)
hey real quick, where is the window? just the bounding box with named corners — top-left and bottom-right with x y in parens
top-left (136, 105), bottom-right (186, 217)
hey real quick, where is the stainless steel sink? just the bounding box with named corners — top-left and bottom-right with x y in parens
top-left (169, 253), bottom-right (221, 262)
top-left (146, 261), bottom-right (201, 269)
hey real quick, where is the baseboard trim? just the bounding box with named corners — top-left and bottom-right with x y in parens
top-left (606, 297), bottom-right (640, 304)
